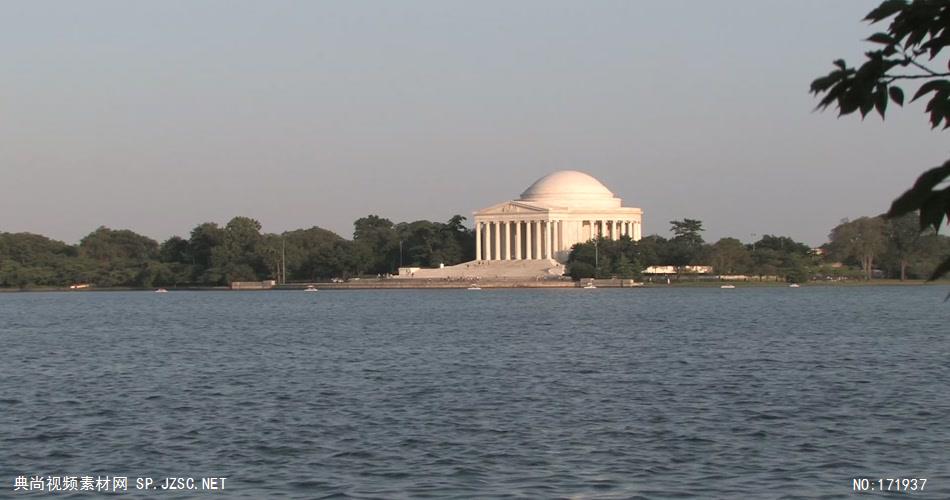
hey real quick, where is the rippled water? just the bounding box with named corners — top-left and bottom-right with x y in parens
top-left (1, 286), bottom-right (949, 498)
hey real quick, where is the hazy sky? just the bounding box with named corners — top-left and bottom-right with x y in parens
top-left (2, 1), bottom-right (946, 246)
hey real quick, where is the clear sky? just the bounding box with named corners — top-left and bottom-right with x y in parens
top-left (2, 1), bottom-right (946, 246)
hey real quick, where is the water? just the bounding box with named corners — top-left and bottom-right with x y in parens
top-left (1, 287), bottom-right (949, 499)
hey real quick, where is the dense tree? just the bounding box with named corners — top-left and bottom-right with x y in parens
top-left (670, 219), bottom-right (704, 246)
top-left (667, 219), bottom-right (705, 274)
top-left (188, 222), bottom-right (225, 273)
top-left (6, 209), bottom-right (948, 289)
top-left (749, 234), bottom-right (815, 282)
top-left (353, 215), bottom-right (399, 274)
top-left (828, 217), bottom-right (888, 280)
top-left (883, 212), bottom-right (929, 280)
top-left (397, 221), bottom-right (439, 268)
top-left (753, 235), bottom-right (811, 256)
top-left (74, 227), bottom-right (159, 287)
top-left (203, 217), bottom-right (267, 284)
top-left (0, 232), bottom-right (82, 287)
top-left (908, 232), bottom-right (950, 277)
top-left (811, 0), bottom-right (950, 279)
top-left (394, 215), bottom-right (474, 269)
top-left (707, 237), bottom-right (752, 275)
top-left (79, 227), bottom-right (158, 262)
top-left (567, 236), bottom-right (643, 280)
top-left (281, 226), bottom-right (346, 280)
top-left (440, 215), bottom-right (476, 263)
top-left (634, 235), bottom-right (667, 269)
top-left (567, 261), bottom-right (596, 280)
top-left (159, 236), bottom-right (190, 264)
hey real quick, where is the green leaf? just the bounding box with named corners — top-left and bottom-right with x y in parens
top-left (926, 92), bottom-right (950, 128)
top-left (919, 195), bottom-right (946, 231)
top-left (887, 160), bottom-right (950, 218)
top-left (907, 27), bottom-right (929, 48)
top-left (816, 81), bottom-right (845, 110)
top-left (911, 79), bottom-right (950, 102)
top-left (867, 32), bottom-right (896, 45)
top-left (889, 86), bottom-right (905, 105)
top-left (935, 93), bottom-right (950, 129)
top-left (839, 92), bottom-right (861, 115)
top-left (864, 0), bottom-right (907, 23)
top-left (875, 85), bottom-right (888, 117)
top-left (859, 96), bottom-right (875, 117)
top-left (810, 73), bottom-right (840, 94)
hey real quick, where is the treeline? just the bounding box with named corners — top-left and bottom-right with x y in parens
top-left (567, 214), bottom-right (950, 281)
top-left (0, 215), bottom-right (475, 288)
top-left (3, 212), bottom-right (947, 288)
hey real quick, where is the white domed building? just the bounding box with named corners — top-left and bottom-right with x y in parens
top-left (473, 170), bottom-right (643, 264)
top-left (398, 170), bottom-right (642, 280)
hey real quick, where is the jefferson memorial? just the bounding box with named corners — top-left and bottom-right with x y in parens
top-left (400, 170), bottom-right (642, 279)
top-left (474, 170), bottom-right (642, 264)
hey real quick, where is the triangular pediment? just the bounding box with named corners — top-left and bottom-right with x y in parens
top-left (475, 200), bottom-right (552, 215)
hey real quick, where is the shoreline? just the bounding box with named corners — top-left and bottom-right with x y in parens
top-left (2, 278), bottom-right (948, 293)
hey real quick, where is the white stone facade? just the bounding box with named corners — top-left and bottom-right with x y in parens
top-left (473, 170), bottom-right (643, 264)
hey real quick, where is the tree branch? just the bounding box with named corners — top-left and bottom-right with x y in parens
top-left (908, 59), bottom-right (942, 76)
top-left (883, 72), bottom-right (950, 83)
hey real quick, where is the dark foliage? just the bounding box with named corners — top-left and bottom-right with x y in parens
top-left (811, 0), bottom-right (950, 279)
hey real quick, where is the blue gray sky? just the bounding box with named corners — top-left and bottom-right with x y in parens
top-left (2, 1), bottom-right (946, 246)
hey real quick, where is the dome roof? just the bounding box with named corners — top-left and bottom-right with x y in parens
top-left (519, 170), bottom-right (621, 208)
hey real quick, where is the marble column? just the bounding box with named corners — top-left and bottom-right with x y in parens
top-left (515, 221), bottom-right (522, 260)
top-left (475, 222), bottom-right (482, 261)
top-left (537, 220), bottom-right (543, 259)
top-left (544, 220), bottom-right (553, 259)
top-left (525, 220), bottom-right (533, 259)
top-left (492, 221), bottom-right (500, 261)
top-left (527, 220), bottom-right (535, 259)
top-left (527, 221), bottom-right (533, 259)
top-left (503, 221), bottom-right (511, 260)
top-left (485, 222), bottom-right (498, 260)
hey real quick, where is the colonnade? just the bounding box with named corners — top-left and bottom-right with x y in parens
top-left (475, 218), bottom-right (641, 261)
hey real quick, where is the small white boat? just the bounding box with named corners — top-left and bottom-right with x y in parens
top-left (720, 285), bottom-right (735, 289)
top-left (154, 288), bottom-right (168, 293)
top-left (467, 284), bottom-right (481, 290)
top-left (789, 283), bottom-right (800, 288)
top-left (583, 281), bottom-right (597, 289)
top-left (304, 285), bottom-right (318, 292)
